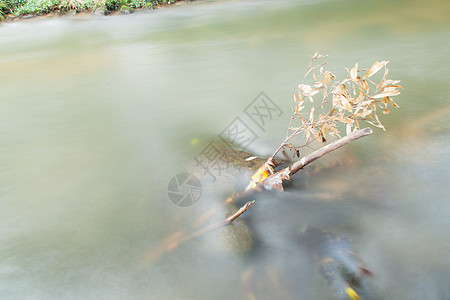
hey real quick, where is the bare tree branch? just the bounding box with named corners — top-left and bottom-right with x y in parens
top-left (182, 200), bottom-right (255, 242)
top-left (142, 200), bottom-right (256, 264)
top-left (262, 127), bottom-right (373, 191)
top-left (144, 128), bottom-right (373, 264)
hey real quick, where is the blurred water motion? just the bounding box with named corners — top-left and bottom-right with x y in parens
top-left (0, 0), bottom-right (450, 298)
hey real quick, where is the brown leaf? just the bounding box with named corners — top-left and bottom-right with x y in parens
top-left (321, 126), bottom-right (327, 142)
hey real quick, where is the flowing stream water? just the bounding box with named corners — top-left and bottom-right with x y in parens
top-left (1, 0), bottom-right (450, 299)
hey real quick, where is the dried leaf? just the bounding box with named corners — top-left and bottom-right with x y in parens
top-left (340, 95), bottom-right (352, 112)
top-left (298, 84), bottom-right (312, 93)
top-left (377, 66), bottom-right (390, 90)
top-left (305, 129), bottom-right (311, 141)
top-left (334, 84), bottom-right (350, 98)
top-left (364, 61), bottom-right (388, 79)
top-left (360, 80), bottom-right (369, 92)
top-left (346, 123), bottom-right (352, 135)
top-left (372, 113), bottom-right (386, 131)
top-left (298, 84), bottom-right (319, 101)
top-left (313, 81), bottom-right (324, 88)
top-left (350, 63), bottom-right (359, 82)
top-left (323, 71), bottom-right (335, 85)
top-left (372, 88), bottom-right (401, 99)
top-left (328, 125), bottom-right (341, 137)
top-left (388, 97), bottom-right (400, 108)
top-left (304, 67), bottom-right (314, 78)
top-left (321, 126), bottom-right (327, 142)
top-left (382, 79), bottom-right (401, 88)
top-left (309, 107), bottom-right (315, 121)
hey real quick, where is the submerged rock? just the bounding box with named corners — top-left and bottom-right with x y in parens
top-left (300, 227), bottom-right (373, 299)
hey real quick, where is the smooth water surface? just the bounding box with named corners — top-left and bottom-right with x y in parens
top-left (1, 0), bottom-right (450, 298)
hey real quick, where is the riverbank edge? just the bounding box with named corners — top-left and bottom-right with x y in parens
top-left (0, 0), bottom-right (201, 23)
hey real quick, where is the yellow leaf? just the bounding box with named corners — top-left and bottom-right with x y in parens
top-left (364, 60), bottom-right (388, 79)
top-left (250, 165), bottom-right (270, 185)
top-left (345, 286), bottom-right (361, 300)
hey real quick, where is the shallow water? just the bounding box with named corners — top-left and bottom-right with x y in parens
top-left (1, 0), bottom-right (450, 299)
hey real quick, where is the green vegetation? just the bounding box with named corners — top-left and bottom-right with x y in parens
top-left (0, 0), bottom-right (181, 20)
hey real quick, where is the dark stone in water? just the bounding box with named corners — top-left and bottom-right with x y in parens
top-left (299, 227), bottom-right (372, 299)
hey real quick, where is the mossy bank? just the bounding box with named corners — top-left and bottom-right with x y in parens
top-left (0, 0), bottom-right (197, 21)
